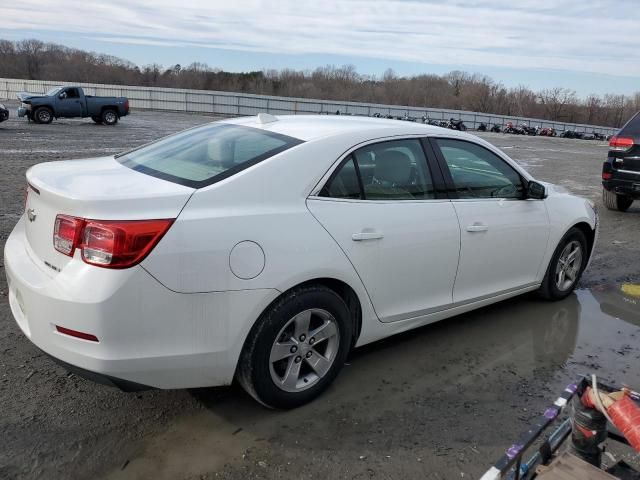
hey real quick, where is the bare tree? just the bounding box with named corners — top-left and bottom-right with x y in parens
top-left (539, 88), bottom-right (577, 121)
top-left (1, 38), bottom-right (638, 127)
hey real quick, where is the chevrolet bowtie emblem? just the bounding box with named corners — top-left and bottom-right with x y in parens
top-left (27, 208), bottom-right (37, 222)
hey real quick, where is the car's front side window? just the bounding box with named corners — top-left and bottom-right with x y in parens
top-left (435, 139), bottom-right (524, 199)
top-left (320, 139), bottom-right (435, 200)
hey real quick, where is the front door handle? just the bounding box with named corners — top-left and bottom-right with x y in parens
top-left (352, 231), bottom-right (384, 241)
top-left (466, 223), bottom-right (489, 232)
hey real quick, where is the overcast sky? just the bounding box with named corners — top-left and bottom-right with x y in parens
top-left (1, 0), bottom-right (638, 96)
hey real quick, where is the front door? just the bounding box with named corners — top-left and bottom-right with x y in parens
top-left (307, 138), bottom-right (461, 323)
top-left (57, 88), bottom-right (83, 117)
top-left (431, 137), bottom-right (550, 303)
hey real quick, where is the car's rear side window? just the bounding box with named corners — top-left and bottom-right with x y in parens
top-left (320, 139), bottom-right (435, 200)
top-left (117, 123), bottom-right (303, 188)
top-left (620, 112), bottom-right (640, 136)
top-left (320, 156), bottom-right (362, 199)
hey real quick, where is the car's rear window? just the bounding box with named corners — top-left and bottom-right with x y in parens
top-left (117, 123), bottom-right (303, 188)
top-left (620, 111), bottom-right (640, 137)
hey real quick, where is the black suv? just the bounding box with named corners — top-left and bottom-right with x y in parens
top-left (602, 111), bottom-right (640, 211)
top-left (0, 103), bottom-right (8, 123)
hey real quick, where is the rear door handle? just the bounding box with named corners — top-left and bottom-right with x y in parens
top-left (466, 223), bottom-right (489, 232)
top-left (352, 231), bottom-right (384, 241)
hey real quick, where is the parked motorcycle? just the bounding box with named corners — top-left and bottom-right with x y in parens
top-left (562, 130), bottom-right (584, 139)
top-left (539, 127), bottom-right (557, 137)
top-left (447, 118), bottom-right (467, 131)
top-left (504, 122), bottom-right (525, 134)
top-left (477, 122), bottom-right (488, 132)
top-left (490, 123), bottom-right (501, 133)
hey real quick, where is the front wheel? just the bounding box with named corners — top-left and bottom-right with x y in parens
top-left (101, 109), bottom-right (118, 125)
top-left (33, 107), bottom-right (53, 124)
top-left (538, 227), bottom-right (588, 301)
top-left (236, 285), bottom-right (353, 409)
top-left (603, 188), bottom-right (633, 212)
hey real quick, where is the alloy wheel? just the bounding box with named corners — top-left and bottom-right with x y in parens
top-left (555, 240), bottom-right (583, 292)
top-left (38, 110), bottom-right (51, 123)
top-left (269, 308), bottom-right (340, 393)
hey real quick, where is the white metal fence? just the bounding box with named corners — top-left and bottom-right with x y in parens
top-left (0, 77), bottom-right (617, 135)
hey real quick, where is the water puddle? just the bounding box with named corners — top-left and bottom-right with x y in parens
top-left (103, 285), bottom-right (640, 479)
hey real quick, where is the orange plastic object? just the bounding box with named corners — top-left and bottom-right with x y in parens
top-left (608, 395), bottom-right (640, 452)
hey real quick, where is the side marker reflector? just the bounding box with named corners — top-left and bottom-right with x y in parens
top-left (55, 325), bottom-right (99, 342)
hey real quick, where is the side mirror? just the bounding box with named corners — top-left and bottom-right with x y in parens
top-left (527, 180), bottom-right (547, 199)
top-left (59, 92), bottom-right (67, 99)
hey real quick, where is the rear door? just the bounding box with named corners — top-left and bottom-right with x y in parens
top-left (307, 138), bottom-right (460, 323)
top-left (430, 137), bottom-right (550, 303)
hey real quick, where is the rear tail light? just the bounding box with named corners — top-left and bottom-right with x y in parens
top-left (609, 136), bottom-right (635, 152)
top-left (53, 215), bottom-right (173, 268)
top-left (602, 172), bottom-right (613, 180)
top-left (54, 215), bottom-right (84, 256)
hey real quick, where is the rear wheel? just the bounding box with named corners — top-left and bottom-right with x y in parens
top-left (34, 107), bottom-right (53, 124)
top-left (603, 188), bottom-right (633, 212)
top-left (101, 109), bottom-right (118, 125)
top-left (539, 227), bottom-right (588, 301)
top-left (91, 116), bottom-right (103, 124)
top-left (237, 285), bottom-right (352, 409)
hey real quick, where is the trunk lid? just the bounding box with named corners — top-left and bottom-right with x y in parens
top-left (25, 156), bottom-right (194, 271)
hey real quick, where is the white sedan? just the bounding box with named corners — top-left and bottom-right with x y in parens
top-left (4, 114), bottom-right (597, 408)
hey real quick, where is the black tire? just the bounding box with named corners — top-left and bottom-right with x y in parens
top-left (101, 109), bottom-right (118, 125)
top-left (236, 285), bottom-right (353, 409)
top-left (603, 188), bottom-right (633, 212)
top-left (91, 116), bottom-right (103, 124)
top-left (33, 107), bottom-right (53, 124)
top-left (538, 227), bottom-right (588, 301)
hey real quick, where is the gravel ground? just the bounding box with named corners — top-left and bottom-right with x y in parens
top-left (1, 103), bottom-right (639, 480)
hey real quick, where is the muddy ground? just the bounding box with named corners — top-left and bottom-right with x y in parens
top-left (1, 103), bottom-right (639, 480)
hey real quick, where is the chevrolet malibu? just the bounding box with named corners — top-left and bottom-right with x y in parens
top-left (4, 114), bottom-right (598, 408)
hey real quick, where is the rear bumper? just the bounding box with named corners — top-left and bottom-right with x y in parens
top-left (43, 348), bottom-right (153, 391)
top-left (603, 177), bottom-right (640, 199)
top-left (4, 217), bottom-right (280, 389)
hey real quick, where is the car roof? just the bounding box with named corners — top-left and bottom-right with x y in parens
top-left (221, 114), bottom-right (454, 142)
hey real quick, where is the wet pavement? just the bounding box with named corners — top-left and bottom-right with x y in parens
top-left (98, 286), bottom-right (640, 480)
top-left (0, 105), bottom-right (639, 479)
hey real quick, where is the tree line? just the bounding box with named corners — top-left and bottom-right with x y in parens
top-left (2, 39), bottom-right (638, 127)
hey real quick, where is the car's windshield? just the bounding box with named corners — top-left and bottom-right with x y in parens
top-left (117, 123), bottom-right (303, 188)
top-left (46, 87), bottom-right (62, 96)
